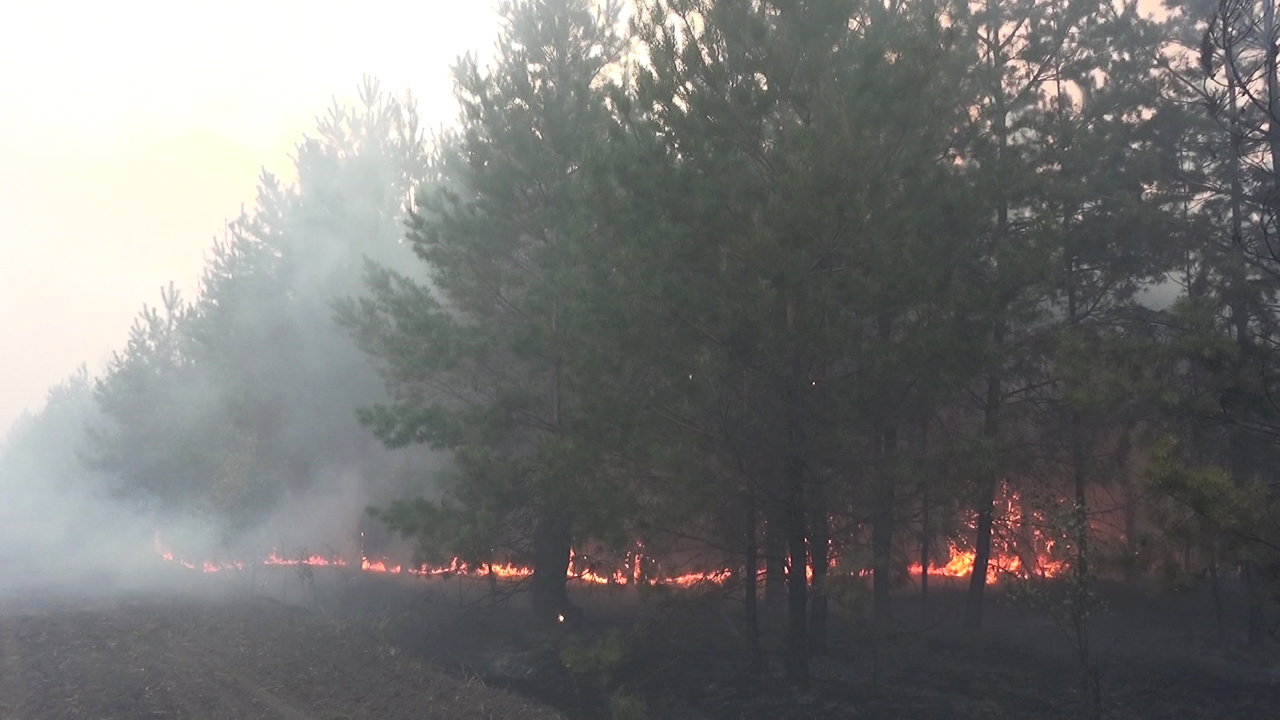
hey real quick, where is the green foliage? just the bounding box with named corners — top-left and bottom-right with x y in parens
top-left (561, 629), bottom-right (628, 690)
top-left (339, 0), bottom-right (638, 578)
top-left (1147, 436), bottom-right (1266, 532)
top-left (560, 628), bottom-right (648, 719)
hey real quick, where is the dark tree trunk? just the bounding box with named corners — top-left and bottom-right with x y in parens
top-left (964, 369), bottom-right (1002, 630)
top-left (785, 462), bottom-right (808, 684)
top-left (784, 367), bottom-right (808, 684)
top-left (1070, 408), bottom-right (1090, 582)
top-left (1218, 21), bottom-right (1265, 645)
top-left (744, 492), bottom-right (762, 668)
top-left (530, 506), bottom-right (574, 624)
top-left (965, 481), bottom-right (996, 629)
top-left (966, 0), bottom-right (1009, 633)
top-left (919, 420), bottom-right (932, 610)
top-left (872, 426), bottom-right (897, 625)
top-left (920, 482), bottom-right (930, 605)
top-left (764, 501), bottom-right (788, 632)
top-left (872, 313), bottom-right (897, 625)
top-left (809, 477), bottom-right (829, 655)
top-left (921, 435), bottom-right (931, 607)
top-left (1065, 256), bottom-right (1091, 586)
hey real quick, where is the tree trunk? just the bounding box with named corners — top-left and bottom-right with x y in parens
top-left (785, 461), bottom-right (808, 684)
top-left (872, 313), bottom-right (897, 625)
top-left (920, 478), bottom-right (931, 605)
top-left (872, 426), bottom-right (897, 625)
top-left (1221, 10), bottom-right (1266, 649)
top-left (964, 368), bottom-right (1002, 630)
top-left (920, 420), bottom-right (932, 611)
top-left (809, 476), bottom-right (829, 655)
top-left (530, 506), bottom-right (574, 624)
top-left (784, 370), bottom-right (808, 684)
top-left (1070, 408), bottom-right (1090, 582)
top-left (966, 0), bottom-right (1008, 632)
top-left (744, 492), bottom-right (763, 669)
top-left (764, 501), bottom-right (788, 633)
top-left (1066, 260), bottom-right (1091, 586)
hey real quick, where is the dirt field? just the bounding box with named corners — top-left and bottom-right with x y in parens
top-left (0, 592), bottom-right (562, 720)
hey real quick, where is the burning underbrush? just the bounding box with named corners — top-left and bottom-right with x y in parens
top-left (150, 480), bottom-right (1073, 593)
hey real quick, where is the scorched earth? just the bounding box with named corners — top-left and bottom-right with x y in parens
top-left (0, 594), bottom-right (562, 720)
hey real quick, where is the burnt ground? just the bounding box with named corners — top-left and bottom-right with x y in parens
top-left (307, 574), bottom-right (1280, 720)
top-left (0, 591), bottom-right (562, 720)
top-left (1, 569), bottom-right (1276, 720)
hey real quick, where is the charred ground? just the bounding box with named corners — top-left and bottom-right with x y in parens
top-left (0, 587), bottom-right (561, 720)
top-left (385, 580), bottom-right (1278, 720)
top-left (1, 568), bottom-right (1275, 719)
top-left (238, 570), bottom-right (1280, 720)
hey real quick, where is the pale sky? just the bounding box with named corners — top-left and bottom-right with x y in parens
top-left (0, 0), bottom-right (501, 436)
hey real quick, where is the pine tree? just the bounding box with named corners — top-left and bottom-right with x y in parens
top-left (92, 83), bottom-right (430, 530)
top-left (598, 0), bottom-right (981, 680)
top-left (340, 0), bottom-right (630, 622)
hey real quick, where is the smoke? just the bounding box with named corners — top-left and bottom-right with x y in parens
top-left (0, 378), bottom-right (431, 600)
top-left (0, 85), bottom-right (449, 601)
top-left (0, 370), bottom-right (169, 596)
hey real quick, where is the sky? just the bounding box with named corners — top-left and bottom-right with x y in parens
top-left (0, 0), bottom-right (501, 437)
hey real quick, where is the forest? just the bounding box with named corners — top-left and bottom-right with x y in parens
top-left (2, 0), bottom-right (1279, 718)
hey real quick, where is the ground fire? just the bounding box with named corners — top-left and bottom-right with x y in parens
top-left (151, 482), bottom-right (1067, 589)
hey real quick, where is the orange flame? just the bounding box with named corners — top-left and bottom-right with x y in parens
top-left (153, 481), bottom-right (1071, 589)
top-left (906, 483), bottom-right (1070, 584)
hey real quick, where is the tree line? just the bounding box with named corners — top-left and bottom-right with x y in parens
top-left (5, 0), bottom-right (1279, 689)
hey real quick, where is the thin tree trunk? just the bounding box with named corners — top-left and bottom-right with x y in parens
top-left (1221, 12), bottom-right (1266, 647)
top-left (785, 456), bottom-right (808, 683)
top-left (783, 341), bottom-right (808, 683)
top-left (873, 426), bottom-right (897, 625)
top-left (744, 492), bottom-right (762, 669)
top-left (966, 0), bottom-right (1009, 632)
top-left (965, 367), bottom-right (1002, 630)
top-left (530, 506), bottom-right (574, 624)
top-left (872, 313), bottom-right (897, 625)
top-left (919, 419), bottom-right (931, 614)
top-left (920, 476), bottom-right (931, 604)
top-left (1066, 258), bottom-right (1091, 585)
top-left (809, 476), bottom-right (829, 655)
top-left (764, 500), bottom-right (787, 633)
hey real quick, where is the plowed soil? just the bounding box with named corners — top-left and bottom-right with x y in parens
top-left (0, 595), bottom-right (562, 720)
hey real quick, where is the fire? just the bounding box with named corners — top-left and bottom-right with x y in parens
top-left (669, 569), bottom-right (734, 587)
top-left (906, 483), bottom-right (1070, 585)
top-left (360, 558), bottom-right (402, 574)
top-left (265, 551), bottom-right (347, 568)
top-left (154, 531), bottom-right (347, 575)
top-left (152, 481), bottom-right (1072, 590)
